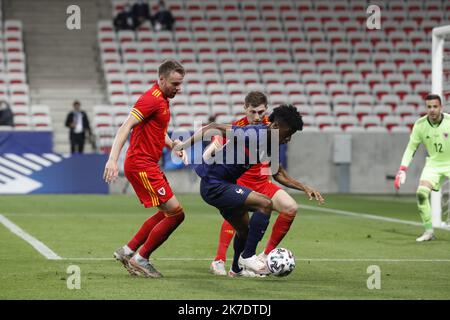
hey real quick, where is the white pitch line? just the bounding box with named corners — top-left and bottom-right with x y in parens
top-left (59, 257), bottom-right (450, 262)
top-left (298, 204), bottom-right (450, 231)
top-left (0, 214), bottom-right (62, 260)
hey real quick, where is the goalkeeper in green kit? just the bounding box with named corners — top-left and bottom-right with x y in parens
top-left (395, 94), bottom-right (450, 242)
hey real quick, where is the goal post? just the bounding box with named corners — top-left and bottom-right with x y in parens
top-left (431, 25), bottom-right (450, 228)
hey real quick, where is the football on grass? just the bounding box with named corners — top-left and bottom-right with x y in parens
top-left (266, 248), bottom-right (296, 277)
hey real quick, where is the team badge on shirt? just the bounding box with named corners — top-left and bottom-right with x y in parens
top-left (158, 187), bottom-right (166, 195)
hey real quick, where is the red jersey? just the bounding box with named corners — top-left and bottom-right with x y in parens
top-left (125, 83), bottom-right (170, 170)
top-left (233, 116), bottom-right (273, 187)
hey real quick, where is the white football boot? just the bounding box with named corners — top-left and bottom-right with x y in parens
top-left (228, 268), bottom-right (266, 278)
top-left (257, 252), bottom-right (268, 264)
top-left (238, 255), bottom-right (270, 275)
top-left (210, 260), bottom-right (227, 276)
top-left (416, 231), bottom-right (436, 242)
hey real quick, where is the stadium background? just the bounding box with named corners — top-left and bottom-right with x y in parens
top-left (0, 0), bottom-right (450, 300)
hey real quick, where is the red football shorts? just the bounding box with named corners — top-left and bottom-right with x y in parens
top-left (125, 166), bottom-right (174, 208)
top-left (238, 180), bottom-right (281, 199)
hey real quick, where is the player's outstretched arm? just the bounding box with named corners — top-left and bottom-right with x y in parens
top-left (173, 122), bottom-right (231, 151)
top-left (103, 114), bottom-right (139, 183)
top-left (202, 135), bottom-right (225, 161)
top-left (273, 165), bottom-right (325, 205)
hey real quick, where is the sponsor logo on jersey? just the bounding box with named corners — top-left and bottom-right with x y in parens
top-left (236, 188), bottom-right (244, 194)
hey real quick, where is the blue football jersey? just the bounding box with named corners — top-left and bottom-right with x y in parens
top-left (194, 124), bottom-right (272, 182)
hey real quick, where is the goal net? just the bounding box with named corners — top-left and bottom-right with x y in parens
top-left (431, 25), bottom-right (450, 228)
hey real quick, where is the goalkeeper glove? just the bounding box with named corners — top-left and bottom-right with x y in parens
top-left (394, 166), bottom-right (407, 190)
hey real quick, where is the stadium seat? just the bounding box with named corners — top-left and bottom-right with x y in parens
top-left (402, 115), bottom-right (418, 130)
top-left (289, 94), bottom-right (309, 106)
top-left (301, 115), bottom-right (315, 127)
top-left (373, 105), bottom-right (393, 120)
top-left (336, 115), bottom-right (358, 130)
top-left (354, 105), bottom-right (373, 121)
top-left (93, 115), bottom-right (113, 129)
top-left (175, 115), bottom-right (195, 129)
top-left (315, 115), bottom-right (335, 129)
top-left (296, 105), bottom-right (313, 116)
top-left (226, 83), bottom-right (244, 95)
top-left (383, 115), bottom-right (403, 131)
top-left (396, 105), bottom-right (417, 118)
top-left (11, 105), bottom-right (29, 117)
top-left (13, 115), bottom-right (31, 128)
top-left (322, 73), bottom-right (341, 86)
top-left (215, 114), bottom-right (234, 124)
top-left (30, 105), bottom-right (50, 117)
top-left (311, 95), bottom-right (331, 107)
top-left (109, 94), bottom-right (130, 106)
top-left (231, 104), bottom-right (245, 117)
top-left (361, 115), bottom-right (381, 128)
top-left (210, 104), bottom-right (230, 117)
top-left (269, 94), bottom-right (287, 106)
top-left (334, 105), bottom-right (353, 117)
top-left (172, 105), bottom-right (192, 117)
top-left (311, 105), bottom-right (332, 117)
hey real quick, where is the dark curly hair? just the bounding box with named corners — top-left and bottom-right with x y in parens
top-left (269, 104), bottom-right (303, 132)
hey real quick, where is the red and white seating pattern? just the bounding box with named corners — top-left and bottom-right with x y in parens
top-left (0, 20), bottom-right (50, 130)
top-left (96, 0), bottom-right (450, 136)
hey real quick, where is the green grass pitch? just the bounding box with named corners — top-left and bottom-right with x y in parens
top-left (0, 194), bottom-right (449, 300)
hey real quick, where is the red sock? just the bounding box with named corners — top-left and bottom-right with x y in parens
top-left (127, 211), bottom-right (165, 251)
top-left (264, 213), bottom-right (295, 255)
top-left (214, 219), bottom-right (235, 262)
top-left (138, 209), bottom-right (185, 259)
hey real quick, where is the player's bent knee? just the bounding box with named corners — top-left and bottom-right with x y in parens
top-left (164, 206), bottom-right (185, 223)
top-left (259, 196), bottom-right (273, 214)
top-left (281, 201), bottom-right (298, 216)
top-left (416, 187), bottom-right (430, 204)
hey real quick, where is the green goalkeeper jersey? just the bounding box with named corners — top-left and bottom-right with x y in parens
top-left (401, 113), bottom-right (450, 168)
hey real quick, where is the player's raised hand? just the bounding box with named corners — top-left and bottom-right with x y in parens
top-left (304, 186), bottom-right (325, 205)
top-left (175, 149), bottom-right (189, 165)
top-left (394, 166), bottom-right (407, 190)
top-left (172, 139), bottom-right (184, 152)
top-left (103, 159), bottom-right (119, 184)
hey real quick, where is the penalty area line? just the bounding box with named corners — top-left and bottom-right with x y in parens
top-left (0, 214), bottom-right (62, 260)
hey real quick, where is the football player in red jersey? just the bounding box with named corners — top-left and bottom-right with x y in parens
top-left (205, 91), bottom-right (325, 277)
top-left (104, 59), bottom-right (187, 278)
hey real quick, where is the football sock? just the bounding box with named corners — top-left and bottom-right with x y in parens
top-left (231, 234), bottom-right (246, 273)
top-left (214, 219), bottom-right (235, 262)
top-left (241, 211), bottom-right (270, 259)
top-left (138, 209), bottom-right (185, 259)
top-left (127, 211), bottom-right (165, 251)
top-left (417, 186), bottom-right (433, 231)
top-left (264, 213), bottom-right (295, 255)
top-left (134, 252), bottom-right (147, 264)
top-left (122, 245), bottom-right (134, 255)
